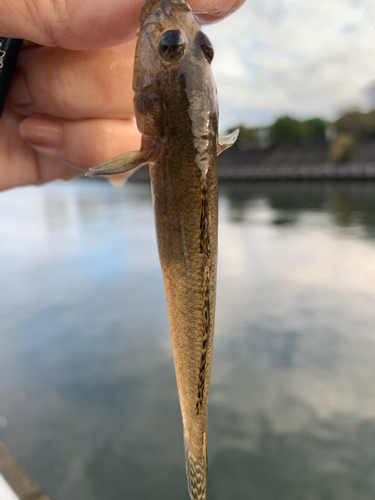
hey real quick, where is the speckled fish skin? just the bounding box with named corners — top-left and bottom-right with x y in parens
top-left (87, 0), bottom-right (238, 497)
top-left (135, 1), bottom-right (217, 498)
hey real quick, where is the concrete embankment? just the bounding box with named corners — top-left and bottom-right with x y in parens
top-left (0, 441), bottom-right (49, 500)
top-left (129, 162), bottom-right (375, 182)
top-left (215, 141), bottom-right (375, 181)
top-left (216, 162), bottom-right (375, 181)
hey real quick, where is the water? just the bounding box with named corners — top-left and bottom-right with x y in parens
top-left (1, 179), bottom-right (375, 499)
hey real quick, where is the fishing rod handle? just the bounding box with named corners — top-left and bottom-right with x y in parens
top-left (0, 38), bottom-right (23, 117)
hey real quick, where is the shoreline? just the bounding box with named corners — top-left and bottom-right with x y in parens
top-left (129, 162), bottom-right (375, 182)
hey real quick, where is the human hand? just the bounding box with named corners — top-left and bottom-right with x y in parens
top-left (0, 0), bottom-right (245, 191)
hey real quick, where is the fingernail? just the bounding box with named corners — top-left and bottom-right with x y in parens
top-left (20, 117), bottom-right (62, 148)
top-left (8, 70), bottom-right (32, 107)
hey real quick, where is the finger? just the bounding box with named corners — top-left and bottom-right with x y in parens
top-left (36, 155), bottom-right (82, 185)
top-left (0, 0), bottom-right (143, 49)
top-left (7, 41), bottom-right (136, 120)
top-left (192, 0), bottom-right (246, 24)
top-left (0, 110), bottom-right (79, 189)
top-left (0, 0), bottom-right (246, 50)
top-left (19, 115), bottom-right (142, 172)
top-left (0, 111), bottom-right (35, 190)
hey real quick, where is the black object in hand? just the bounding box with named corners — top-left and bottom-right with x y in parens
top-left (0, 38), bottom-right (23, 117)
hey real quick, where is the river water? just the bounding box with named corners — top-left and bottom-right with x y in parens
top-left (1, 179), bottom-right (375, 500)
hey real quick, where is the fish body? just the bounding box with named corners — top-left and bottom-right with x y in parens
top-left (87, 1), bottom-right (238, 497)
top-left (137, 5), bottom-right (218, 497)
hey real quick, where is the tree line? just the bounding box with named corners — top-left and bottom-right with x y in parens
top-left (228, 109), bottom-right (375, 162)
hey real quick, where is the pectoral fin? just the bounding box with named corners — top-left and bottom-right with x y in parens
top-left (86, 138), bottom-right (160, 177)
top-left (217, 129), bottom-right (239, 156)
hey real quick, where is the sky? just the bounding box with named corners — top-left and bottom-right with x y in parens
top-left (204, 0), bottom-right (375, 131)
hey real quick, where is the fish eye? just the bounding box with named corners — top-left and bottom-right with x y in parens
top-left (159, 30), bottom-right (186, 63)
top-left (195, 32), bottom-right (214, 64)
top-left (201, 44), bottom-right (214, 64)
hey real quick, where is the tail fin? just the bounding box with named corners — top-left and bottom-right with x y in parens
top-left (184, 433), bottom-right (208, 500)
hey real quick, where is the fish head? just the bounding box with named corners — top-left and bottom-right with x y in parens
top-left (133, 0), bottom-right (218, 142)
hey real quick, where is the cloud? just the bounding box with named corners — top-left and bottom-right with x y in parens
top-left (204, 0), bottom-right (375, 131)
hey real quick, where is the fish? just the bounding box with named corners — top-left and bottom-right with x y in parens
top-left (86, 0), bottom-right (238, 498)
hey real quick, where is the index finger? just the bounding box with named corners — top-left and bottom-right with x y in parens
top-left (0, 0), bottom-right (246, 50)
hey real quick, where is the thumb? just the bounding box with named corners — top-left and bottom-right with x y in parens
top-left (0, 0), bottom-right (144, 49)
top-left (0, 0), bottom-right (246, 50)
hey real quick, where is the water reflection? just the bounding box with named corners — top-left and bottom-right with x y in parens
top-left (223, 181), bottom-right (375, 235)
top-left (1, 180), bottom-right (375, 499)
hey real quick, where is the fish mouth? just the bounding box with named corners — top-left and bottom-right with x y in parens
top-left (139, 0), bottom-right (191, 26)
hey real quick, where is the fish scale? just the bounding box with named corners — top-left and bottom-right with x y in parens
top-left (87, 0), bottom-right (238, 497)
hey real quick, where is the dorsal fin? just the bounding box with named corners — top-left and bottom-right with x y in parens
top-left (217, 129), bottom-right (239, 156)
